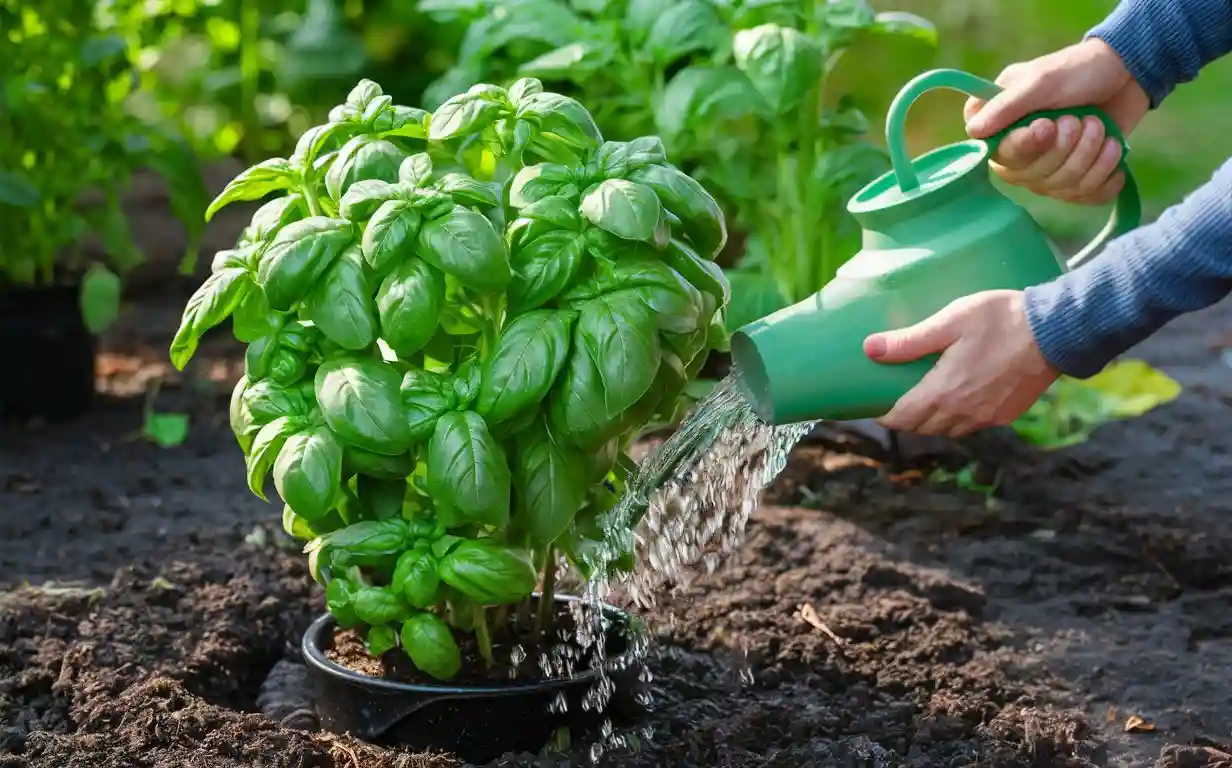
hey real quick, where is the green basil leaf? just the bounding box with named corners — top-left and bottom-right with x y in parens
top-left (438, 539), bottom-right (536, 605)
top-left (628, 164), bottom-right (727, 259)
top-left (291, 122), bottom-right (358, 170)
top-left (594, 137), bottom-right (667, 179)
top-left (620, 347), bottom-right (687, 431)
top-left (397, 154), bottom-right (432, 189)
top-left (577, 292), bottom-right (662, 416)
top-left (519, 40), bottom-right (617, 82)
top-left (344, 79), bottom-right (383, 112)
top-left (400, 368), bottom-right (459, 442)
top-left (363, 200), bottom-right (423, 277)
top-left (566, 257), bottom-right (703, 334)
top-left (401, 613), bottom-right (462, 681)
top-left (284, 504), bottom-right (337, 541)
top-left (509, 163), bottom-right (574, 209)
top-left (429, 88), bottom-right (506, 141)
top-left (508, 230), bottom-right (585, 313)
top-left (514, 417), bottom-right (588, 546)
top-left (352, 586), bottom-right (411, 625)
top-left (338, 179), bottom-right (403, 221)
top-left (376, 257), bottom-right (444, 359)
top-left (656, 65), bottom-right (767, 143)
top-left (507, 77), bottom-right (544, 107)
top-left (392, 549), bottom-right (442, 608)
top-left (427, 411), bottom-right (511, 528)
top-left (580, 179), bottom-right (665, 244)
top-left (242, 378), bottom-right (315, 427)
top-left (350, 476), bottom-right (399, 520)
top-left (244, 194), bottom-right (307, 244)
top-left (230, 284), bottom-right (274, 342)
top-left (434, 173), bottom-right (501, 208)
top-left (343, 446), bottom-right (415, 479)
top-left (519, 195), bottom-right (581, 230)
top-left (230, 376), bottom-right (257, 452)
top-left (170, 267), bottom-right (252, 370)
top-left (644, 0), bottom-right (726, 66)
top-left (269, 349), bottom-right (309, 386)
top-left (325, 136), bottom-right (405, 202)
top-left (256, 217), bottom-right (354, 311)
top-left (546, 325), bottom-right (612, 449)
top-left (662, 238), bottom-right (730, 306)
top-left (205, 158), bottom-right (296, 221)
top-left (315, 356), bottom-right (414, 455)
top-left (515, 92), bottom-right (603, 151)
top-left (477, 310), bottom-right (575, 424)
top-left (302, 246), bottom-right (378, 351)
top-left (325, 576), bottom-right (361, 628)
top-left (247, 416), bottom-right (298, 501)
top-left (323, 519), bottom-right (412, 567)
top-left (274, 426), bottom-right (343, 520)
top-left (382, 105), bottom-right (431, 139)
top-left (733, 24), bottom-right (824, 116)
top-left (417, 206), bottom-right (511, 292)
top-left (211, 244), bottom-right (259, 273)
top-left (452, 359), bottom-right (482, 407)
top-left (366, 624), bottom-right (398, 656)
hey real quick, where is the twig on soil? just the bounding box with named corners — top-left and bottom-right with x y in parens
top-left (328, 738), bottom-right (361, 768)
top-left (795, 603), bottom-right (847, 650)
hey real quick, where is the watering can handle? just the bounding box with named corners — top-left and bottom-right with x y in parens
top-left (885, 68), bottom-right (1141, 270)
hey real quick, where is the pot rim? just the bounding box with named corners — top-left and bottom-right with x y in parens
top-left (301, 592), bottom-right (645, 696)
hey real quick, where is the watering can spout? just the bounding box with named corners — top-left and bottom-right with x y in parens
top-left (730, 68), bottom-right (1143, 427)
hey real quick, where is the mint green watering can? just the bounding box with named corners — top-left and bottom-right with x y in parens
top-left (730, 68), bottom-right (1142, 425)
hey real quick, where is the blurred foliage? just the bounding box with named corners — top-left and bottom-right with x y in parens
top-left (115, 0), bottom-right (465, 161)
top-left (0, 0), bottom-right (207, 296)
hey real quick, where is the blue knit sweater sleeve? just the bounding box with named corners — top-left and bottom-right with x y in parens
top-left (1023, 0), bottom-right (1232, 378)
top-left (1087, 0), bottom-right (1232, 107)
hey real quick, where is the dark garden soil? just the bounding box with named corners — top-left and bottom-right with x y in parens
top-left (3, 185), bottom-right (1232, 766)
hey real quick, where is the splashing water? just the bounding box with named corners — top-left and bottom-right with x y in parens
top-left (554, 372), bottom-right (815, 759)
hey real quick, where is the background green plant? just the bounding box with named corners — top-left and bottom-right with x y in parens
top-left (170, 77), bottom-right (730, 676)
top-left (0, 0), bottom-right (207, 304)
top-left (113, 0), bottom-right (464, 162)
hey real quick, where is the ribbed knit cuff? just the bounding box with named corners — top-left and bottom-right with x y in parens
top-left (1086, 0), bottom-right (1232, 109)
top-left (1086, 0), bottom-right (1174, 108)
top-left (1023, 266), bottom-right (1122, 379)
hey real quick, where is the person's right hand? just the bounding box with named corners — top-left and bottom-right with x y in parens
top-left (963, 39), bottom-right (1150, 205)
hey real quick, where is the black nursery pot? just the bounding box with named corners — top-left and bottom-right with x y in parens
top-left (301, 594), bottom-right (648, 763)
top-left (0, 283), bottom-right (95, 422)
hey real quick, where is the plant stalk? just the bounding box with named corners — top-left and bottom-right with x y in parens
top-left (536, 545), bottom-right (557, 640)
top-left (475, 604), bottom-right (493, 668)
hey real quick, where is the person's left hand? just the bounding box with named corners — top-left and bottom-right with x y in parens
top-left (862, 290), bottom-right (1060, 437)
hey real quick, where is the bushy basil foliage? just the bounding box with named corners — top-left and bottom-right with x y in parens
top-left (171, 78), bottom-right (729, 679)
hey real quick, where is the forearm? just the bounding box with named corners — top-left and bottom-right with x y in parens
top-left (1024, 156), bottom-right (1232, 378)
top-left (1088, 0), bottom-right (1232, 107)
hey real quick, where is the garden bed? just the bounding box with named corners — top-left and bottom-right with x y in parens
top-left (4, 283), bottom-right (1232, 767)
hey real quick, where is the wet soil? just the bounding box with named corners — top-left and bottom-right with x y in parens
top-left (3, 189), bottom-right (1232, 765)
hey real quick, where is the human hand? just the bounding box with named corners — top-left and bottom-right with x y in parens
top-left (863, 290), bottom-right (1060, 438)
top-left (964, 39), bottom-right (1149, 205)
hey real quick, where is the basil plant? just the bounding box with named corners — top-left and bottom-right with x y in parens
top-left (170, 78), bottom-right (729, 680)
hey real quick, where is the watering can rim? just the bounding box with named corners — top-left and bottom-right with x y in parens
top-left (846, 138), bottom-right (991, 221)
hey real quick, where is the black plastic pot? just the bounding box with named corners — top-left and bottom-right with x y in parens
top-left (301, 595), bottom-right (647, 763)
top-left (0, 283), bottom-right (95, 422)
